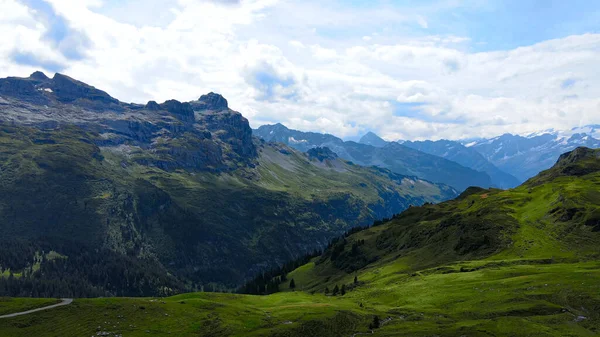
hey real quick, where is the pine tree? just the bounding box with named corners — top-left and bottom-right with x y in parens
top-left (354, 275), bottom-right (358, 284)
top-left (341, 284), bottom-right (346, 296)
top-left (332, 284), bottom-right (339, 295)
top-left (289, 278), bottom-right (296, 290)
top-left (368, 315), bottom-right (380, 330)
top-left (324, 286), bottom-right (330, 294)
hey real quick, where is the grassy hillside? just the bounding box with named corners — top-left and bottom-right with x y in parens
top-left (0, 124), bottom-right (454, 297)
top-left (1, 148), bottom-right (598, 336)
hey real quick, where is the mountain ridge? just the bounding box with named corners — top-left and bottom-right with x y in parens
top-left (464, 129), bottom-right (600, 181)
top-left (254, 123), bottom-right (493, 191)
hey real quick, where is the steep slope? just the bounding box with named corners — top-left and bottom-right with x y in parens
top-left (403, 139), bottom-right (521, 188)
top-left (266, 146), bottom-right (600, 335)
top-left (3, 149), bottom-right (599, 337)
top-left (0, 71), bottom-right (456, 297)
top-left (286, 146), bottom-right (600, 281)
top-left (255, 124), bottom-right (493, 191)
top-left (466, 130), bottom-right (600, 181)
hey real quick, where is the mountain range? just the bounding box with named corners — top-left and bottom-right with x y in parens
top-left (254, 124), bottom-right (494, 191)
top-left (256, 123), bottom-right (600, 189)
top-left (463, 128), bottom-right (600, 181)
top-left (0, 71), bottom-right (455, 296)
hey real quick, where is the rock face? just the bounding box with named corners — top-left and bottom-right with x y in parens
top-left (0, 76), bottom-right (50, 104)
top-left (50, 73), bottom-right (119, 105)
top-left (160, 99), bottom-right (195, 123)
top-left (0, 71), bottom-right (257, 172)
top-left (195, 92), bottom-right (228, 110)
top-left (145, 100), bottom-right (161, 110)
top-left (308, 147), bottom-right (338, 161)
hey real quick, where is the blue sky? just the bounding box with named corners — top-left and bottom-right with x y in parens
top-left (445, 0), bottom-right (600, 51)
top-left (1, 0), bottom-right (600, 140)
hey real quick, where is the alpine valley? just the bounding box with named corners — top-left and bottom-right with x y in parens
top-left (1, 138), bottom-right (599, 336)
top-left (0, 72), bottom-right (599, 337)
top-left (0, 71), bottom-right (456, 297)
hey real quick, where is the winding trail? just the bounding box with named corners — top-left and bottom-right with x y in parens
top-left (0, 298), bottom-right (73, 319)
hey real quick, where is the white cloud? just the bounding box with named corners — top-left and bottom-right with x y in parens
top-left (288, 40), bottom-right (305, 49)
top-left (416, 15), bottom-right (428, 29)
top-left (0, 0), bottom-right (599, 141)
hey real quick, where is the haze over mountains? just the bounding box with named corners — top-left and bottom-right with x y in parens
top-left (254, 124), bottom-right (493, 191)
top-left (255, 122), bottom-right (600, 189)
top-left (463, 128), bottom-right (600, 181)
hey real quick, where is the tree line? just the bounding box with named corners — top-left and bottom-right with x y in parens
top-left (239, 213), bottom-right (400, 295)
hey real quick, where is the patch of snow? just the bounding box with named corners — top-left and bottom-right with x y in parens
top-left (402, 178), bottom-right (415, 185)
top-left (525, 128), bottom-right (556, 138)
top-left (417, 179), bottom-right (433, 187)
top-left (288, 136), bottom-right (307, 144)
top-left (464, 141), bottom-right (477, 147)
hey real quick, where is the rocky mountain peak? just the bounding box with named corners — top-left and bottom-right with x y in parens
top-left (272, 123), bottom-right (289, 131)
top-left (29, 71), bottom-right (50, 81)
top-left (197, 92), bottom-right (228, 110)
top-left (145, 100), bottom-right (161, 110)
top-left (49, 73), bottom-right (118, 105)
top-left (359, 131), bottom-right (387, 147)
top-left (555, 147), bottom-right (600, 167)
top-left (160, 99), bottom-right (195, 123)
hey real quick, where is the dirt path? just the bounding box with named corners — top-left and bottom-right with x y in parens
top-left (0, 298), bottom-right (73, 319)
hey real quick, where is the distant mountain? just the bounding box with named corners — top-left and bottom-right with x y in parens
top-left (255, 124), bottom-right (493, 191)
top-left (403, 139), bottom-right (521, 188)
top-left (0, 71), bottom-right (456, 297)
top-left (464, 128), bottom-right (600, 181)
top-left (358, 131), bottom-right (387, 147)
top-left (253, 123), bottom-right (343, 152)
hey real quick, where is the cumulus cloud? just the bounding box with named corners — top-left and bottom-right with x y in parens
top-left (0, 0), bottom-right (599, 140)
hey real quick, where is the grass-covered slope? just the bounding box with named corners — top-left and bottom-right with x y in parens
top-left (1, 148), bottom-right (598, 337)
top-left (0, 124), bottom-right (454, 297)
top-left (273, 146), bottom-right (600, 335)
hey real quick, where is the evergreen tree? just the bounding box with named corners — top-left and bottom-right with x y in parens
top-left (289, 278), bottom-right (296, 290)
top-left (369, 315), bottom-right (380, 330)
top-left (341, 284), bottom-right (346, 296)
top-left (354, 275), bottom-right (358, 284)
top-left (332, 284), bottom-right (339, 295)
top-left (324, 286), bottom-right (330, 294)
